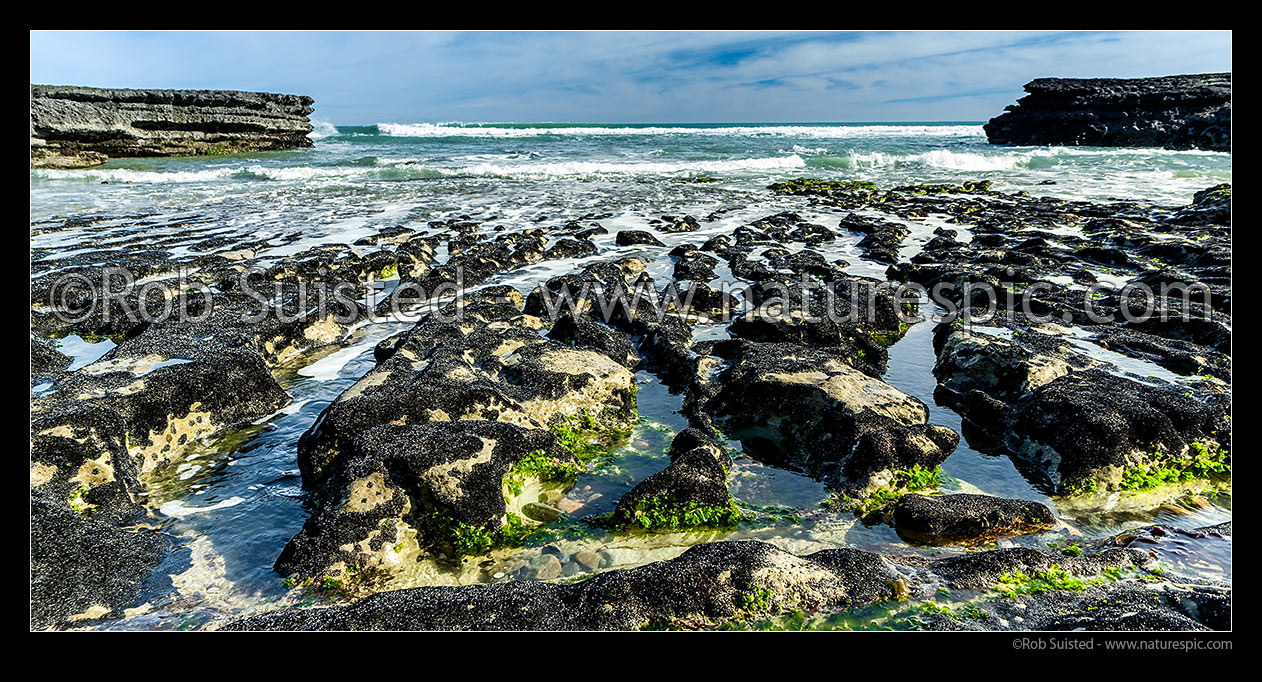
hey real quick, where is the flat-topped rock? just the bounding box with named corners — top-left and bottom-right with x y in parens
top-left (984, 74), bottom-right (1230, 151)
top-left (892, 493), bottom-right (1055, 545)
top-left (222, 537), bottom-right (1231, 631)
top-left (30, 84), bottom-right (315, 168)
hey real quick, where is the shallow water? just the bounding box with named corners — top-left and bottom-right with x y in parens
top-left (31, 123), bottom-right (1230, 628)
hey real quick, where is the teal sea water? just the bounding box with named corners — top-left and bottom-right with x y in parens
top-left (31, 121), bottom-right (1232, 222)
top-left (30, 122), bottom-right (1232, 629)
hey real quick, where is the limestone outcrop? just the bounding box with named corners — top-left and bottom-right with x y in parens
top-left (30, 84), bottom-right (315, 168)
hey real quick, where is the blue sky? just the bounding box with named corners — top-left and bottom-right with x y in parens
top-left (30, 30), bottom-right (1231, 124)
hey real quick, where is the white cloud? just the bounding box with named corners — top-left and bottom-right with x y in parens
top-left (30, 30), bottom-right (1231, 123)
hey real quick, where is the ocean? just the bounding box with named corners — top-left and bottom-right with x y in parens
top-left (31, 122), bottom-right (1232, 227)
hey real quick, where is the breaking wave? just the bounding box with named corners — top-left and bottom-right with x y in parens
top-left (374, 122), bottom-right (984, 140)
top-left (31, 155), bottom-right (808, 184)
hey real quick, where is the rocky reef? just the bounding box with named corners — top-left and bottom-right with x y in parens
top-left (30, 169), bottom-right (1231, 631)
top-left (984, 74), bottom-right (1231, 151)
top-left (227, 526), bottom-right (1229, 631)
top-left (30, 85), bottom-right (314, 168)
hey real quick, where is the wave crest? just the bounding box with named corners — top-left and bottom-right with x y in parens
top-left (375, 122), bottom-right (984, 140)
top-left (31, 155), bottom-right (807, 184)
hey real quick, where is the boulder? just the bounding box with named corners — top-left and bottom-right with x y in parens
top-left (840, 424), bottom-right (959, 496)
top-left (692, 340), bottom-right (932, 476)
top-left (1007, 369), bottom-right (1230, 493)
top-left (610, 446), bottom-right (738, 531)
top-left (615, 230), bottom-right (665, 247)
top-left (297, 299), bottom-right (635, 487)
top-left (892, 493), bottom-right (1054, 545)
top-left (276, 421), bottom-right (579, 580)
top-left (32, 325), bottom-right (290, 474)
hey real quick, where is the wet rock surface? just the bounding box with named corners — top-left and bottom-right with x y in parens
top-left (296, 295), bottom-right (636, 487)
top-left (225, 535), bottom-right (1226, 631)
top-left (690, 339), bottom-right (933, 478)
top-left (610, 442), bottom-right (737, 531)
top-left (31, 491), bottom-right (168, 629)
top-left (34, 327), bottom-right (292, 474)
top-left (841, 425), bottom-right (960, 495)
top-left (892, 494), bottom-right (1054, 545)
top-left (276, 421), bottom-right (578, 579)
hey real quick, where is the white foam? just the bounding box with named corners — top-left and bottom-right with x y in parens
top-left (159, 496), bottom-right (246, 517)
top-left (790, 144), bottom-right (828, 155)
top-left (815, 145), bottom-right (1231, 176)
top-left (309, 120), bottom-right (340, 139)
top-left (832, 149), bottom-right (1026, 171)
top-left (376, 122), bottom-right (984, 140)
top-left (31, 167), bottom-right (242, 184)
top-left (913, 149), bottom-right (1026, 171)
top-left (442, 155), bottom-right (807, 178)
top-left (30, 155), bottom-right (807, 184)
top-left (297, 343), bottom-right (373, 381)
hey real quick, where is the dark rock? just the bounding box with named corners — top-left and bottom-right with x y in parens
top-left (841, 424), bottom-right (959, 492)
top-left (546, 315), bottom-right (638, 367)
top-left (31, 335), bottom-right (72, 374)
top-left (933, 326), bottom-right (1101, 403)
top-left (1090, 326), bottom-right (1230, 382)
top-left (30, 491), bottom-right (168, 629)
top-left (1167, 183), bottom-right (1231, 226)
top-left (725, 278), bottom-right (903, 370)
top-left (544, 238), bottom-right (597, 260)
top-left (673, 251), bottom-right (719, 282)
top-left (297, 299), bottom-right (634, 487)
top-left (31, 403), bottom-right (143, 524)
top-left (32, 323), bottom-right (290, 474)
top-left (892, 493), bottom-right (1054, 545)
top-left (230, 540), bottom-right (896, 631)
top-left (615, 230), bottom-right (665, 247)
top-left (691, 340), bottom-right (932, 475)
top-left (1166, 104), bottom-right (1231, 152)
top-left (983, 74), bottom-right (1231, 151)
top-left (226, 537), bottom-right (1223, 631)
top-left (610, 446), bottom-right (736, 530)
top-left (1007, 369), bottom-right (1230, 493)
top-left (673, 282), bottom-right (741, 321)
top-left (928, 546), bottom-right (1144, 590)
top-left (979, 582), bottom-right (1229, 631)
top-left (699, 235), bottom-right (731, 252)
top-left (667, 426), bottom-right (721, 461)
top-left (656, 215), bottom-right (701, 233)
top-left (276, 421), bottom-right (578, 579)
top-left (848, 218), bottom-right (909, 265)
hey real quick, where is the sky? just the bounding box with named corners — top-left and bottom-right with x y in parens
top-left (30, 30), bottom-right (1231, 125)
